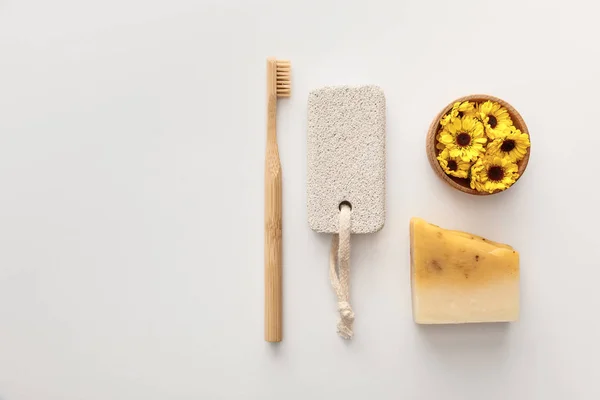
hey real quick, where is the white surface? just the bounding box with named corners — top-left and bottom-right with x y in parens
top-left (0, 0), bottom-right (599, 399)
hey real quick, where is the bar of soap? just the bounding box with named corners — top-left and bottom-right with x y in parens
top-left (410, 217), bottom-right (519, 324)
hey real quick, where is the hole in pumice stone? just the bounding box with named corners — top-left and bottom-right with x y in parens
top-left (338, 201), bottom-right (352, 211)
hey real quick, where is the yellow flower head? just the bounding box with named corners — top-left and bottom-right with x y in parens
top-left (440, 101), bottom-right (477, 127)
top-left (487, 127), bottom-right (530, 162)
top-left (437, 148), bottom-right (471, 179)
top-left (439, 116), bottom-right (487, 162)
top-left (478, 101), bottom-right (513, 139)
top-left (470, 156), bottom-right (519, 193)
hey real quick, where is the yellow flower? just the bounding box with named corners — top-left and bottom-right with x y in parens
top-left (478, 101), bottom-right (513, 139)
top-left (437, 148), bottom-right (471, 179)
top-left (439, 116), bottom-right (487, 162)
top-left (440, 101), bottom-right (477, 127)
top-left (487, 127), bottom-right (530, 162)
top-left (435, 130), bottom-right (446, 150)
top-left (470, 156), bottom-right (519, 193)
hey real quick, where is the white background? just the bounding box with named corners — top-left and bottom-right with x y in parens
top-left (1, 0), bottom-right (599, 399)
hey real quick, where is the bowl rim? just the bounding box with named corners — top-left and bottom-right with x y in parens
top-left (426, 94), bottom-right (530, 196)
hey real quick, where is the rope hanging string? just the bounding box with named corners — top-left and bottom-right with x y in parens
top-left (329, 203), bottom-right (354, 339)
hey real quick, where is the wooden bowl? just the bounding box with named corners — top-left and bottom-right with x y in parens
top-left (426, 94), bottom-right (530, 195)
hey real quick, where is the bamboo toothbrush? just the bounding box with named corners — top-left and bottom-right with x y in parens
top-left (265, 57), bottom-right (290, 342)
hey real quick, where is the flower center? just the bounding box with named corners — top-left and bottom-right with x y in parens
top-left (447, 160), bottom-right (458, 171)
top-left (501, 139), bottom-right (516, 152)
top-left (488, 166), bottom-right (505, 181)
top-left (456, 132), bottom-right (471, 147)
top-left (488, 115), bottom-right (498, 128)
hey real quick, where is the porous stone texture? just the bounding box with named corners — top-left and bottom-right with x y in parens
top-left (307, 85), bottom-right (386, 234)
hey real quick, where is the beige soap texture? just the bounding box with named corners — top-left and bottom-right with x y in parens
top-left (410, 217), bottom-right (519, 324)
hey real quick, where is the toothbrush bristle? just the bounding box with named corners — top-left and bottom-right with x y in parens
top-left (276, 60), bottom-right (291, 97)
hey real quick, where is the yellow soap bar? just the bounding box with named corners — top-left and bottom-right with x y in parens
top-left (410, 217), bottom-right (519, 324)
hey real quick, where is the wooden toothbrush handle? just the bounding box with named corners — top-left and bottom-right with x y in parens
top-left (264, 142), bottom-right (282, 342)
top-left (265, 90), bottom-right (282, 342)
